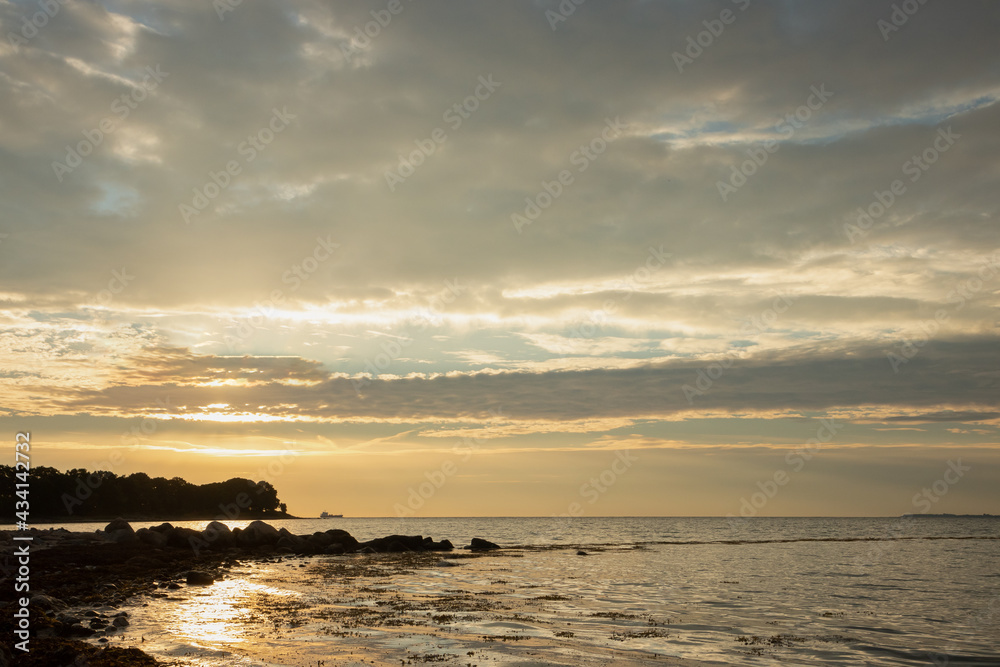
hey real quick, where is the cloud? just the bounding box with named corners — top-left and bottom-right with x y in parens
top-left (1, 0), bottom-right (998, 517)
top-left (1, 0), bottom-right (998, 308)
top-left (20, 336), bottom-right (991, 424)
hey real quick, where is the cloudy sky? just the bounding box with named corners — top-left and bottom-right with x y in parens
top-left (1, 0), bottom-right (998, 518)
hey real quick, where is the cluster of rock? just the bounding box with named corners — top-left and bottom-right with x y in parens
top-left (27, 593), bottom-right (129, 639)
top-left (103, 518), bottom-right (499, 556)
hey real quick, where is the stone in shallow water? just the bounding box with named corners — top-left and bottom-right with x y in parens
top-left (68, 622), bottom-right (96, 636)
top-left (469, 538), bottom-right (501, 551)
top-left (186, 570), bottom-right (215, 586)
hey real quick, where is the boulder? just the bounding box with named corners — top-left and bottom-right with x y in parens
top-left (104, 518), bottom-right (133, 533)
top-left (112, 616), bottom-right (130, 627)
top-left (186, 570), bottom-right (215, 586)
top-left (237, 520), bottom-right (280, 546)
top-left (424, 538), bottom-right (454, 551)
top-left (202, 521), bottom-right (233, 546)
top-left (149, 522), bottom-right (174, 533)
top-left (469, 538), bottom-right (500, 551)
top-left (325, 529), bottom-right (359, 549)
top-left (359, 534), bottom-right (425, 553)
top-left (104, 517), bottom-right (135, 533)
top-left (309, 531), bottom-right (334, 547)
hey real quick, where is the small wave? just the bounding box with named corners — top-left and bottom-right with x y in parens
top-left (645, 535), bottom-right (1000, 547)
top-left (858, 644), bottom-right (1000, 665)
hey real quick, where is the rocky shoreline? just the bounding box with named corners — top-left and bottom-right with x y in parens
top-left (0, 519), bottom-right (501, 666)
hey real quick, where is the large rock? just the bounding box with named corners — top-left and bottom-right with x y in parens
top-left (325, 529), bottom-right (359, 549)
top-left (358, 534), bottom-right (425, 553)
top-left (425, 538), bottom-right (454, 551)
top-left (468, 538), bottom-right (500, 551)
top-left (104, 518), bottom-right (133, 534)
top-left (149, 522), bottom-right (174, 533)
top-left (202, 521), bottom-right (233, 546)
top-left (306, 532), bottom-right (334, 549)
top-left (240, 520), bottom-right (280, 545)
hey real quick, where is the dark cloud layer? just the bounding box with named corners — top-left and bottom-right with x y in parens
top-left (42, 337), bottom-right (997, 422)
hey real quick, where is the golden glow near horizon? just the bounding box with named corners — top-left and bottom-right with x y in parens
top-left (1, 1), bottom-right (998, 518)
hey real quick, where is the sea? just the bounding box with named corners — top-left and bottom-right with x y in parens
top-left (17, 516), bottom-right (1000, 666)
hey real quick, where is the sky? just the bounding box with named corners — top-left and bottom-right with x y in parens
top-left (1, 0), bottom-right (998, 519)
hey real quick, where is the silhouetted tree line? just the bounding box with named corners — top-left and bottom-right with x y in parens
top-left (1, 466), bottom-right (287, 521)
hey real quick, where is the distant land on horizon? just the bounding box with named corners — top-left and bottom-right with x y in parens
top-left (901, 513), bottom-right (999, 518)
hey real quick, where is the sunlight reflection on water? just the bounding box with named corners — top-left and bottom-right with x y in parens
top-left (174, 578), bottom-right (299, 645)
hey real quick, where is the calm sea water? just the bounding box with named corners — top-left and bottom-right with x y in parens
top-left (20, 517), bottom-right (1000, 665)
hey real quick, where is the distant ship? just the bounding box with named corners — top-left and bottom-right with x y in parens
top-left (319, 511), bottom-right (343, 518)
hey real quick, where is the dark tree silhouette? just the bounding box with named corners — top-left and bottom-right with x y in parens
top-left (0, 466), bottom-right (287, 521)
